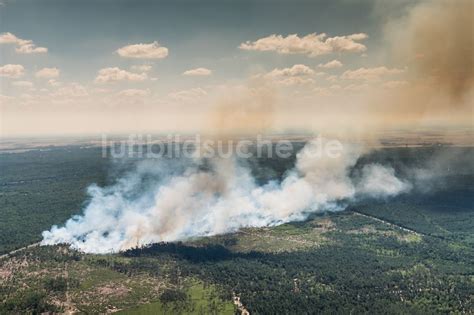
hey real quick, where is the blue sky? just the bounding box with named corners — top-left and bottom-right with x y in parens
top-left (1, 0), bottom-right (385, 83)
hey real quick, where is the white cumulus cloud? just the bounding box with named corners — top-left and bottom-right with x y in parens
top-left (266, 64), bottom-right (315, 77)
top-left (318, 60), bottom-right (343, 69)
top-left (117, 41), bottom-right (168, 59)
top-left (95, 67), bottom-right (148, 83)
top-left (0, 32), bottom-right (48, 54)
top-left (169, 88), bottom-right (207, 101)
top-left (279, 77), bottom-right (315, 86)
top-left (0, 64), bottom-right (25, 78)
top-left (240, 33), bottom-right (368, 57)
top-left (183, 67), bottom-right (212, 76)
top-left (263, 64), bottom-right (315, 85)
top-left (35, 67), bottom-right (60, 79)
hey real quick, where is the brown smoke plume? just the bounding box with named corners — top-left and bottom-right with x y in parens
top-left (402, 0), bottom-right (473, 100)
top-left (381, 0), bottom-right (473, 123)
top-left (367, 0), bottom-right (474, 130)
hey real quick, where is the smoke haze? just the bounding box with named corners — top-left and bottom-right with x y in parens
top-left (378, 0), bottom-right (474, 125)
top-left (42, 139), bottom-right (410, 253)
top-left (39, 0), bottom-right (471, 253)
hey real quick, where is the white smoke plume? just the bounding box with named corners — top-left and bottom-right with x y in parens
top-left (356, 164), bottom-right (411, 198)
top-left (41, 139), bottom-right (410, 253)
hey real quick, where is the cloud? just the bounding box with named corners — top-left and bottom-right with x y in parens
top-left (50, 83), bottom-right (88, 97)
top-left (15, 44), bottom-right (48, 54)
top-left (183, 67), bottom-right (212, 76)
top-left (95, 67), bottom-right (148, 83)
top-left (326, 75), bottom-right (338, 82)
top-left (318, 59), bottom-right (343, 69)
top-left (0, 33), bottom-right (24, 44)
top-left (0, 32), bottom-right (48, 54)
top-left (117, 41), bottom-right (168, 59)
top-left (0, 64), bottom-right (25, 78)
top-left (239, 33), bottom-right (368, 57)
top-left (130, 64), bottom-right (153, 72)
top-left (118, 88), bottom-right (151, 97)
top-left (35, 67), bottom-right (60, 79)
top-left (48, 79), bottom-right (62, 87)
top-left (12, 80), bottom-right (33, 88)
top-left (262, 64), bottom-right (316, 85)
top-left (169, 88), bottom-right (207, 101)
top-left (341, 66), bottom-right (404, 81)
top-left (278, 77), bottom-right (315, 86)
top-left (266, 64), bottom-right (315, 77)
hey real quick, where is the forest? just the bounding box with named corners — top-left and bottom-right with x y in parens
top-left (0, 144), bottom-right (473, 313)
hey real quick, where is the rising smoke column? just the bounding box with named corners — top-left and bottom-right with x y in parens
top-left (378, 0), bottom-right (474, 125)
top-left (41, 139), bottom-right (410, 253)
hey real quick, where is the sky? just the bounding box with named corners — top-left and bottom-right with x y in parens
top-left (0, 0), bottom-right (472, 137)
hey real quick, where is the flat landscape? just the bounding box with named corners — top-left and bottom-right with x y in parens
top-left (1, 0), bottom-right (472, 313)
top-left (0, 145), bottom-right (473, 314)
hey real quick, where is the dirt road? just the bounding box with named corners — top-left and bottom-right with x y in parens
top-left (0, 242), bottom-right (41, 260)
